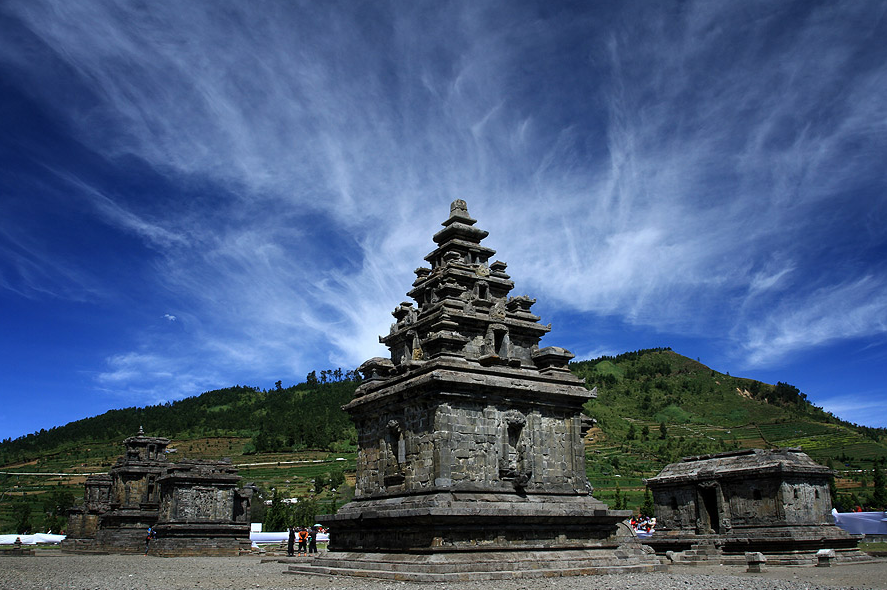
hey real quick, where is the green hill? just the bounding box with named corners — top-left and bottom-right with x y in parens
top-left (574, 348), bottom-right (887, 512)
top-left (1, 351), bottom-right (885, 533)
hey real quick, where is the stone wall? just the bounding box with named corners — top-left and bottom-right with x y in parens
top-left (780, 478), bottom-right (832, 525)
top-left (65, 510), bottom-right (100, 540)
top-left (354, 398), bottom-right (586, 498)
top-left (161, 486), bottom-right (232, 521)
top-left (653, 486), bottom-right (698, 532)
top-left (653, 475), bottom-right (833, 533)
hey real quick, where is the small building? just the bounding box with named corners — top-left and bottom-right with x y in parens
top-left (645, 448), bottom-right (867, 564)
top-left (153, 459), bottom-right (252, 555)
top-left (64, 428), bottom-right (252, 555)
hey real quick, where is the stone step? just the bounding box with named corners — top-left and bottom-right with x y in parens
top-left (284, 547), bottom-right (659, 571)
top-left (281, 549), bottom-right (666, 580)
top-left (297, 556), bottom-right (657, 574)
top-left (286, 562), bottom-right (664, 582)
top-left (681, 551), bottom-right (719, 558)
top-left (688, 545), bottom-right (721, 555)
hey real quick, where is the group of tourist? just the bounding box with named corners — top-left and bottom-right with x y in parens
top-left (630, 515), bottom-right (656, 536)
top-left (287, 525), bottom-right (321, 556)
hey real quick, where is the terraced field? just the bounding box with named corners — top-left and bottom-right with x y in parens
top-left (755, 421), bottom-right (885, 462)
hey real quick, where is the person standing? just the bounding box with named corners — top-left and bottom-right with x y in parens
top-left (308, 526), bottom-right (318, 554)
top-left (287, 526), bottom-right (295, 557)
top-left (297, 527), bottom-right (308, 556)
top-left (144, 526), bottom-right (156, 555)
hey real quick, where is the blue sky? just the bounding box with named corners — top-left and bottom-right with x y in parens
top-left (1, 1), bottom-right (886, 441)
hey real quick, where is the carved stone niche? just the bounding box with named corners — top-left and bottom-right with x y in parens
top-left (382, 419), bottom-right (406, 487)
top-left (498, 410), bottom-right (531, 488)
top-left (479, 323), bottom-right (512, 366)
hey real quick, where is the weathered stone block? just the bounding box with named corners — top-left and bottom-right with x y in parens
top-left (746, 551), bottom-right (766, 572)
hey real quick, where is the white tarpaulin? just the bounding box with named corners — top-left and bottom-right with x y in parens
top-left (2, 531), bottom-right (335, 547)
top-left (0, 533), bottom-right (65, 545)
top-left (250, 531), bottom-right (289, 544)
top-left (833, 510), bottom-right (887, 535)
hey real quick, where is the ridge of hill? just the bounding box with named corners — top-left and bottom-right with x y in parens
top-left (0, 373), bottom-right (360, 464)
top-left (1, 350), bottom-right (884, 533)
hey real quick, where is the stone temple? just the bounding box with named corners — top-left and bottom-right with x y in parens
top-left (64, 428), bottom-right (252, 555)
top-left (644, 448), bottom-right (868, 565)
top-left (290, 200), bottom-right (661, 580)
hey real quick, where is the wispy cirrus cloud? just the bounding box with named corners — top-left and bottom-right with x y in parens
top-left (1, 0), bottom-right (885, 417)
top-left (0, 209), bottom-right (105, 301)
top-left (741, 276), bottom-right (887, 367)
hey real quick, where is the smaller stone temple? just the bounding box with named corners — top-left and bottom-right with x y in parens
top-left (63, 428), bottom-right (252, 555)
top-left (644, 448), bottom-right (868, 564)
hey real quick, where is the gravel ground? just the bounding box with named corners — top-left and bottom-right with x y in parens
top-left (2, 552), bottom-right (886, 590)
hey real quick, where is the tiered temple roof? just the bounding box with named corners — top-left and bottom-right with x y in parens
top-left (358, 199), bottom-right (574, 386)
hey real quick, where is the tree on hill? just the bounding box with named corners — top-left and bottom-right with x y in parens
top-left (42, 489), bottom-right (74, 534)
top-left (292, 495), bottom-right (319, 527)
top-left (612, 483), bottom-right (625, 510)
top-left (873, 458), bottom-right (886, 510)
top-left (626, 423), bottom-right (636, 440)
top-left (328, 467), bottom-right (345, 490)
top-left (263, 489), bottom-right (289, 532)
top-left (640, 487), bottom-right (655, 518)
top-left (12, 502), bottom-right (31, 535)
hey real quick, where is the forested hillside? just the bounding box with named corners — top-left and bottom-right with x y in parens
top-left (1, 351), bottom-right (885, 534)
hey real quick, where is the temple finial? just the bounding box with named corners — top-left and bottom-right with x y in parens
top-left (444, 199), bottom-right (476, 227)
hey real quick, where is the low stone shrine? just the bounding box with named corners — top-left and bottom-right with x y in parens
top-left (152, 459), bottom-right (252, 555)
top-left (289, 200), bottom-right (662, 580)
top-left (644, 448), bottom-right (869, 565)
top-left (1, 537), bottom-right (34, 557)
top-left (63, 428), bottom-right (252, 555)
